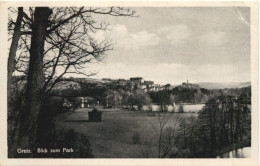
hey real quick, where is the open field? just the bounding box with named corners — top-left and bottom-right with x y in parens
top-left (55, 108), bottom-right (197, 158)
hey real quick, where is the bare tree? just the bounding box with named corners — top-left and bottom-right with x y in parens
top-left (156, 112), bottom-right (179, 158)
top-left (7, 7), bottom-right (24, 157)
top-left (141, 111), bottom-right (179, 158)
top-left (11, 7), bottom-right (135, 92)
top-left (8, 7), bottom-right (135, 157)
top-left (8, 7), bottom-right (23, 96)
top-left (9, 7), bottom-right (53, 157)
top-left (140, 136), bottom-right (155, 158)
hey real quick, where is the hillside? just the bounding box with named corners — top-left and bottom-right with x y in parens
top-left (54, 77), bottom-right (251, 91)
top-left (195, 82), bottom-right (251, 89)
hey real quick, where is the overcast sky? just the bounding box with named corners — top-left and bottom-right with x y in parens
top-left (83, 7), bottom-right (250, 85)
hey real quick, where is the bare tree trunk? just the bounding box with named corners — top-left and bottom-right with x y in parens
top-left (15, 7), bottom-right (52, 156)
top-left (158, 128), bottom-right (162, 158)
top-left (209, 106), bottom-right (216, 151)
top-left (8, 7), bottom-right (23, 96)
top-left (8, 7), bottom-right (23, 157)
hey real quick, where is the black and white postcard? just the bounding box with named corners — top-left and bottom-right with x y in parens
top-left (0, 1), bottom-right (258, 166)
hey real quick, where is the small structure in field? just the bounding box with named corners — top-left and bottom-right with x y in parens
top-left (88, 108), bottom-right (102, 122)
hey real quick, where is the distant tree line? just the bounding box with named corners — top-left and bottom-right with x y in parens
top-left (170, 86), bottom-right (251, 104)
top-left (48, 80), bottom-right (251, 110)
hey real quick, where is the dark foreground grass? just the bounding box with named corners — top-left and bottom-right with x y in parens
top-left (55, 108), bottom-right (196, 158)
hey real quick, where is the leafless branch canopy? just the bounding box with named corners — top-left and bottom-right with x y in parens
top-left (8, 7), bottom-right (136, 93)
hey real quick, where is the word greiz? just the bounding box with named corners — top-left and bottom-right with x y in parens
top-left (17, 148), bottom-right (74, 153)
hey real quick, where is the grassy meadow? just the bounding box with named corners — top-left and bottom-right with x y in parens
top-left (55, 108), bottom-right (197, 158)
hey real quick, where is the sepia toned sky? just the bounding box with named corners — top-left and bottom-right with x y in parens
top-left (84, 7), bottom-right (251, 85)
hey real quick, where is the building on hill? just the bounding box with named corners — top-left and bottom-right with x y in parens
top-left (144, 81), bottom-right (154, 88)
top-left (153, 84), bottom-right (161, 91)
top-left (130, 77), bottom-right (144, 83)
top-left (164, 84), bottom-right (171, 91)
top-left (117, 79), bottom-right (127, 86)
top-left (140, 83), bottom-right (147, 92)
top-left (148, 85), bottom-right (161, 92)
top-left (181, 80), bottom-right (199, 89)
top-left (148, 86), bottom-right (156, 92)
top-left (144, 80), bottom-right (154, 84)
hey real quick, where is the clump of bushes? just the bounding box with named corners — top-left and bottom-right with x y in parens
top-left (67, 97), bottom-right (82, 109)
top-left (132, 132), bottom-right (141, 144)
